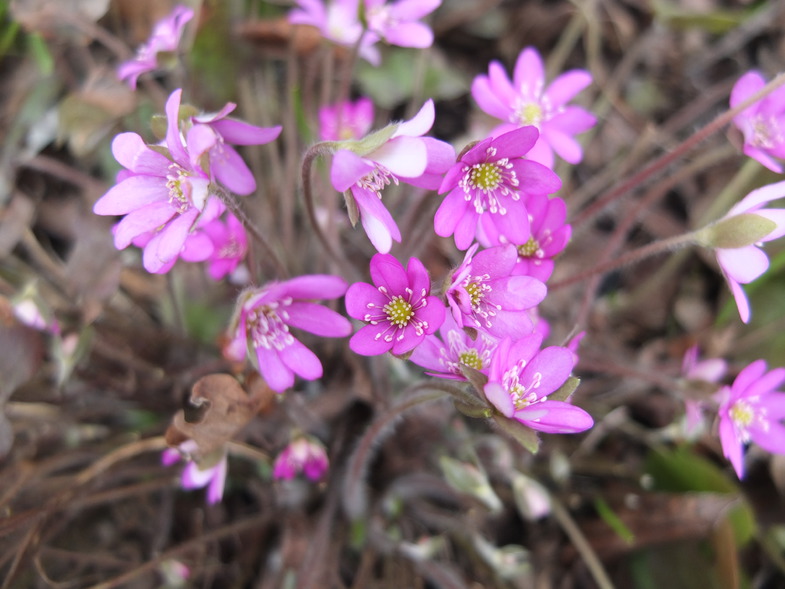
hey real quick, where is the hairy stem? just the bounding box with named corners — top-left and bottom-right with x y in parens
top-left (551, 232), bottom-right (698, 290)
top-left (573, 72), bottom-right (785, 229)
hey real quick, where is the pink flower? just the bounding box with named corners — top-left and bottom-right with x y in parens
top-left (364, 0), bottom-right (441, 49)
top-left (408, 312), bottom-right (498, 380)
top-left (289, 0), bottom-right (380, 64)
top-left (94, 89), bottom-right (223, 274)
top-left (681, 345), bottom-right (727, 436)
top-left (708, 180), bottom-right (785, 323)
top-left (483, 334), bottom-right (593, 434)
top-left (118, 5), bottom-right (194, 89)
top-left (226, 275), bottom-right (353, 392)
top-left (273, 436), bottom-right (329, 481)
top-left (730, 70), bottom-right (785, 172)
top-left (471, 46), bottom-right (596, 168)
top-left (200, 214), bottom-right (248, 281)
top-left (319, 97), bottom-right (375, 141)
top-left (446, 244), bottom-right (546, 340)
top-left (162, 441), bottom-right (228, 505)
top-left (479, 192), bottom-right (571, 282)
top-left (434, 126), bottom-right (561, 250)
top-left (345, 254), bottom-right (445, 356)
top-left (330, 100), bottom-right (455, 252)
top-left (192, 104), bottom-right (282, 196)
top-left (716, 359), bottom-right (785, 479)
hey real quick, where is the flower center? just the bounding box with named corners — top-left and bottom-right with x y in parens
top-left (468, 162), bottom-right (502, 191)
top-left (730, 400), bottom-right (754, 428)
top-left (247, 300), bottom-right (294, 351)
top-left (357, 165), bottom-right (398, 199)
top-left (458, 146), bottom-right (520, 215)
top-left (383, 295), bottom-right (414, 327)
top-left (465, 281), bottom-right (485, 307)
top-left (516, 102), bottom-right (543, 127)
top-left (458, 349), bottom-right (484, 370)
top-left (166, 165), bottom-right (193, 213)
top-left (517, 236), bottom-right (541, 258)
top-left (503, 364), bottom-right (542, 410)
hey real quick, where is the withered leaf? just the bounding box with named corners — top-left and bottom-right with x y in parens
top-left (165, 373), bottom-right (275, 459)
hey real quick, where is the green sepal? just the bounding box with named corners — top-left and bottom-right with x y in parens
top-left (549, 376), bottom-right (580, 402)
top-left (696, 213), bottom-right (777, 249)
top-left (492, 414), bottom-right (541, 454)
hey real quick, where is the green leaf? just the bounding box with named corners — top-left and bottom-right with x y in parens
top-left (492, 414), bottom-right (540, 454)
top-left (549, 376), bottom-right (580, 402)
top-left (594, 496), bottom-right (635, 545)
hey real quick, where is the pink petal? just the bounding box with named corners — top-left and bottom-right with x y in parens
top-left (393, 99), bottom-right (434, 138)
top-left (113, 202), bottom-right (174, 249)
top-left (111, 132), bottom-right (171, 174)
top-left (730, 70), bottom-right (765, 110)
top-left (282, 274), bottom-right (348, 299)
top-left (370, 253), bottom-right (408, 293)
top-left (286, 302), bottom-right (353, 337)
top-left (513, 47), bottom-right (544, 95)
top-left (719, 415), bottom-right (745, 478)
top-left (520, 346), bottom-right (574, 399)
top-left (256, 347), bottom-right (294, 392)
top-left (349, 324), bottom-right (394, 356)
top-left (384, 21), bottom-right (433, 48)
top-left (542, 126), bottom-right (583, 164)
top-left (471, 74), bottom-right (513, 120)
top-left (716, 246), bottom-right (769, 284)
top-left (727, 179), bottom-right (785, 216)
top-left (485, 382), bottom-right (514, 417)
top-left (94, 176), bottom-right (168, 215)
top-left (165, 89), bottom-right (188, 166)
top-left (372, 136), bottom-right (427, 177)
top-left (487, 61), bottom-right (517, 109)
top-left (280, 339), bottom-right (323, 381)
top-left (515, 400), bottom-right (593, 433)
top-left (331, 150), bottom-right (374, 192)
top-left (345, 281), bottom-right (387, 319)
top-left (544, 70), bottom-right (592, 107)
top-left (724, 273), bottom-right (751, 323)
top-left (211, 145), bottom-right (257, 195)
top-left (210, 119), bottom-right (282, 145)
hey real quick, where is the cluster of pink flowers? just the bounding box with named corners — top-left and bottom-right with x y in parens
top-left (289, 0), bottom-right (441, 65)
top-left (104, 15), bottom-right (785, 503)
top-left (93, 88), bottom-right (280, 276)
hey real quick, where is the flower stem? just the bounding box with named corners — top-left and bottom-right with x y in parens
top-left (213, 186), bottom-right (289, 279)
top-left (573, 71), bottom-right (785, 229)
top-left (342, 383), bottom-right (450, 520)
top-left (301, 144), bottom-right (360, 280)
top-left (551, 232), bottom-right (698, 290)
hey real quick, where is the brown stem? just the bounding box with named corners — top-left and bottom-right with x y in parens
top-left (551, 232), bottom-right (697, 290)
top-left (573, 72), bottom-right (785, 228)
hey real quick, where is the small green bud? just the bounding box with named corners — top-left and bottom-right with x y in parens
top-left (696, 213), bottom-right (777, 249)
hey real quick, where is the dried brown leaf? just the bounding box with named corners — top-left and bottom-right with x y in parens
top-left (165, 373), bottom-right (275, 459)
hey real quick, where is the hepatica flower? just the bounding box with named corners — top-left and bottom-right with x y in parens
top-left (434, 126), bottom-right (561, 250)
top-left (730, 70), bottom-right (785, 172)
top-left (696, 180), bottom-right (785, 322)
top-left (330, 99), bottom-right (455, 253)
top-left (191, 104), bottom-right (282, 196)
top-left (289, 0), bottom-right (380, 64)
top-left (226, 275), bottom-right (352, 392)
top-left (345, 253), bottom-right (445, 356)
top-left (446, 244), bottom-right (546, 339)
top-left (94, 89), bottom-right (222, 273)
top-left (409, 312), bottom-right (498, 380)
top-left (483, 334), bottom-right (593, 434)
top-left (480, 192), bottom-right (571, 282)
top-left (273, 436), bottom-right (329, 481)
top-left (364, 0), bottom-right (441, 49)
top-left (199, 214), bottom-right (248, 281)
top-left (319, 97), bottom-right (375, 141)
top-left (471, 46), bottom-right (596, 168)
top-left (162, 441), bottom-right (228, 505)
top-left (716, 359), bottom-right (785, 479)
top-left (118, 5), bottom-right (194, 89)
